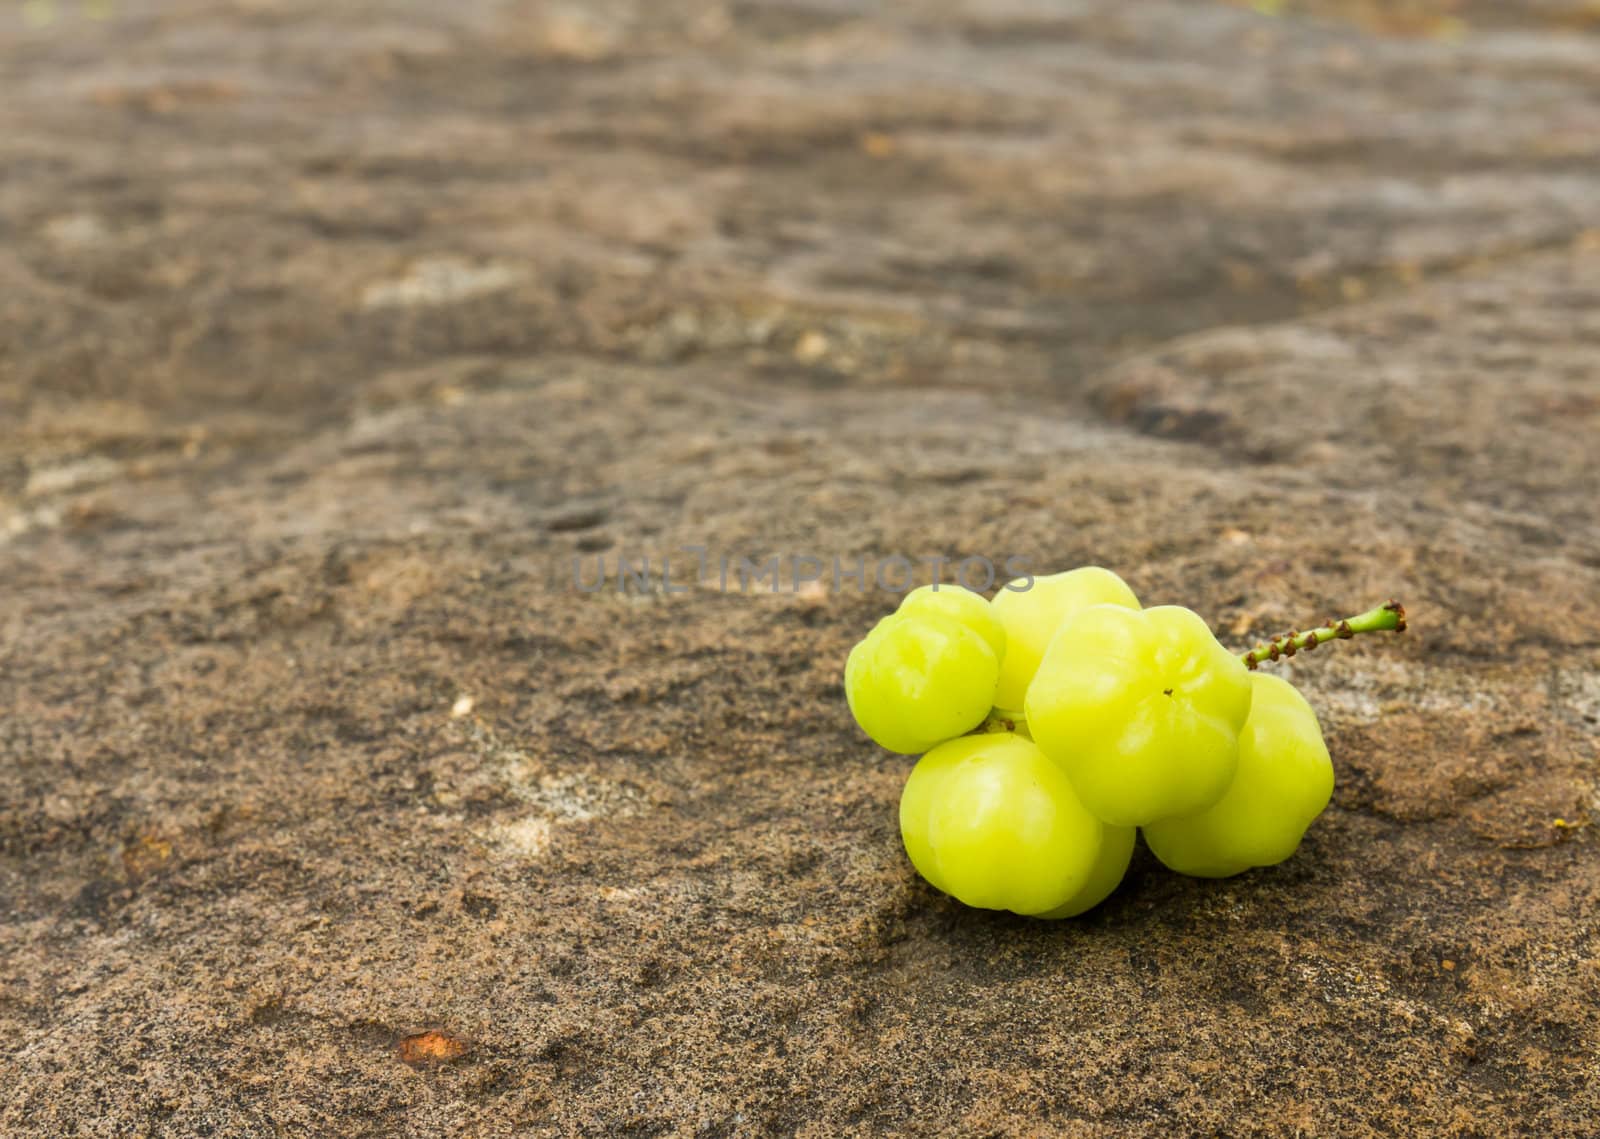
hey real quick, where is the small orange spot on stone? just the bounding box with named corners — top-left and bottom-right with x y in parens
top-left (121, 829), bottom-right (175, 882)
top-left (397, 1030), bottom-right (469, 1066)
top-left (859, 132), bottom-right (897, 158)
top-left (1441, 960), bottom-right (1456, 972)
top-left (794, 330), bottom-right (830, 363)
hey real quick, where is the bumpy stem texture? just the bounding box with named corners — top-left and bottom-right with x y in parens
top-left (1241, 600), bottom-right (1406, 670)
top-left (972, 599), bottom-right (1406, 734)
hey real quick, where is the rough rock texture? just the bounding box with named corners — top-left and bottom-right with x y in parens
top-left (3, 1), bottom-right (1599, 1135)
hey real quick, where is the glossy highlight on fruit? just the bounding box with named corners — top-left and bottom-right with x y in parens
top-left (898, 584), bottom-right (1006, 662)
top-left (989, 566), bottom-right (1140, 710)
top-left (844, 587), bottom-right (1002, 754)
top-left (899, 732), bottom-right (1132, 917)
top-left (1025, 604), bottom-right (1254, 827)
top-left (1142, 672), bottom-right (1334, 878)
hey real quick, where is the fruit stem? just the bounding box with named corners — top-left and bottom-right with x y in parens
top-left (1240, 599), bottom-right (1406, 670)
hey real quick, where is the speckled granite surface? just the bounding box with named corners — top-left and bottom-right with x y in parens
top-left (3, 2), bottom-right (1598, 1134)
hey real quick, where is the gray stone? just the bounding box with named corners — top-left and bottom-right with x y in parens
top-left (2, 1), bottom-right (1598, 1134)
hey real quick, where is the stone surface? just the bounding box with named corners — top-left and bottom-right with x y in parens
top-left (3, 1), bottom-right (1599, 1135)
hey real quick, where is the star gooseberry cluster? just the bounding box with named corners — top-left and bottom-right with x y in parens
top-left (844, 568), bottom-right (1406, 918)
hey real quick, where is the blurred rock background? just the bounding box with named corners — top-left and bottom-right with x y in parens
top-left (2, 1), bottom-right (1597, 1134)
